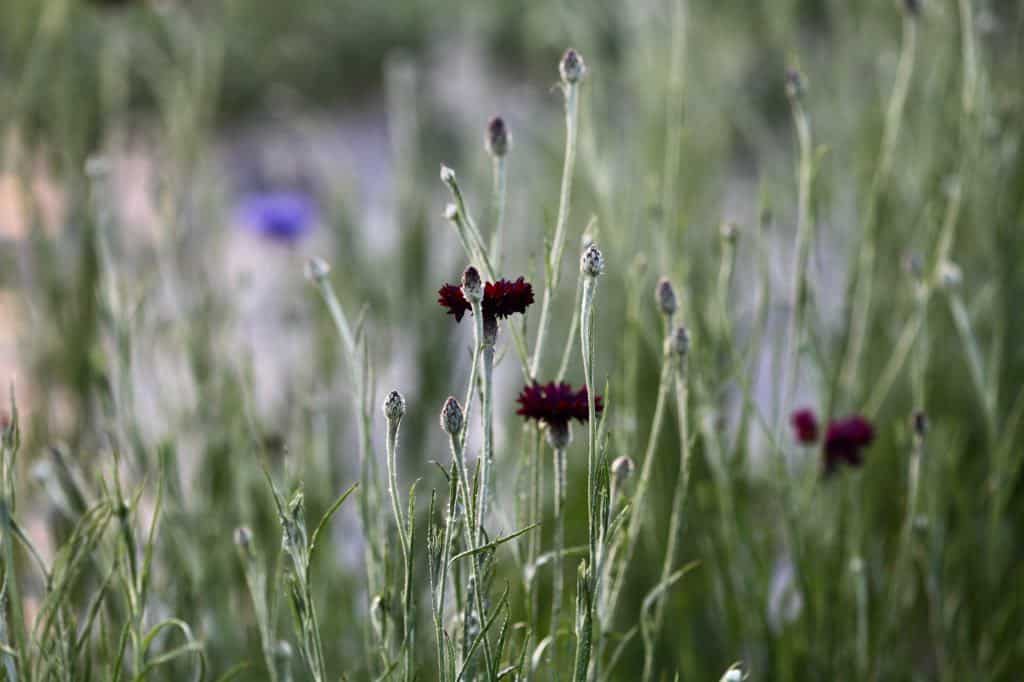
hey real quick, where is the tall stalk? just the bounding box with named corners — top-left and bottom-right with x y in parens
top-left (531, 49), bottom-right (585, 380)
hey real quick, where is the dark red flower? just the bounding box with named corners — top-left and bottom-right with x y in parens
top-left (438, 276), bottom-right (534, 323)
top-left (790, 408), bottom-right (819, 444)
top-left (438, 284), bottom-right (472, 322)
top-left (824, 415), bottom-right (875, 474)
top-left (516, 381), bottom-right (603, 429)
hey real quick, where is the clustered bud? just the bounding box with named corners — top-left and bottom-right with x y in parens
top-left (383, 390), bottom-right (406, 422)
top-left (304, 257), bottom-right (331, 283)
top-left (655, 278), bottom-right (678, 317)
top-left (485, 116), bottom-right (510, 157)
top-left (461, 266), bottom-right (483, 304)
top-left (559, 48), bottom-right (586, 84)
top-left (581, 243), bottom-right (605, 278)
top-left (440, 396), bottom-right (464, 436)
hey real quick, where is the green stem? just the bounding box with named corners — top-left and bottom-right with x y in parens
top-left (531, 81), bottom-right (580, 380)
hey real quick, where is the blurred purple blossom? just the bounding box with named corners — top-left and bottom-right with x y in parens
top-left (237, 191), bottom-right (317, 244)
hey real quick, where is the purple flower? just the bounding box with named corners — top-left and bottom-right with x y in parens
top-left (516, 381), bottom-right (602, 430)
top-left (790, 408), bottom-right (820, 445)
top-left (237, 191), bottom-right (317, 244)
top-left (824, 415), bottom-right (875, 474)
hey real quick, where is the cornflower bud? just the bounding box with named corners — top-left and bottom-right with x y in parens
top-left (304, 257), bottom-right (331, 283)
top-left (655, 277), bottom-right (678, 317)
top-left (559, 48), bottom-right (586, 84)
top-left (581, 243), bottom-right (604, 278)
top-left (485, 116), bottom-right (510, 157)
top-left (383, 390), bottom-right (406, 422)
top-left (440, 397), bottom-right (464, 436)
top-left (461, 266), bottom-right (483, 305)
top-left (440, 164), bottom-right (456, 185)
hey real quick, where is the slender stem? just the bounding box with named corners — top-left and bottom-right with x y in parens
top-left (645, 354), bottom-right (690, 678)
top-left (479, 343), bottom-right (495, 539)
top-left (838, 14), bottom-right (917, 398)
top-left (604, 355), bottom-right (673, 620)
top-left (778, 91), bottom-right (814, 434)
top-left (530, 81), bottom-right (580, 380)
top-left (384, 416), bottom-right (412, 680)
top-left (549, 443), bottom-right (567, 675)
top-left (489, 155), bottom-right (507, 271)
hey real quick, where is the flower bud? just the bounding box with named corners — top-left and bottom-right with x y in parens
top-left (912, 410), bottom-right (928, 439)
top-left (234, 526), bottom-right (255, 561)
top-left (581, 243), bottom-right (604, 278)
top-left (720, 667), bottom-right (743, 682)
top-left (304, 257), bottom-right (331, 283)
top-left (371, 594), bottom-right (388, 641)
top-left (903, 0), bottom-right (921, 17)
top-left (611, 455), bottom-right (634, 486)
top-left (440, 164), bottom-right (456, 185)
top-left (485, 116), bottom-right (510, 157)
top-left (938, 261), bottom-right (962, 289)
top-left (461, 266), bottom-right (483, 304)
top-left (559, 48), bottom-right (586, 84)
top-left (720, 221), bottom-right (739, 244)
top-left (383, 390), bottom-right (406, 422)
top-left (440, 397), bottom-right (464, 436)
top-left (545, 421), bottom-right (572, 451)
top-left (655, 278), bottom-right (678, 317)
top-left (667, 325), bottom-right (690, 358)
top-left (443, 203), bottom-right (458, 222)
top-left (785, 68), bottom-right (805, 99)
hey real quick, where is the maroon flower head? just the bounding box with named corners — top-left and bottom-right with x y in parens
top-left (790, 408), bottom-right (819, 445)
top-left (824, 415), bottom-right (875, 474)
top-left (516, 381), bottom-right (603, 430)
top-left (438, 275), bottom-right (534, 323)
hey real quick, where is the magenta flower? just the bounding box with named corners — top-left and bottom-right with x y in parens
top-left (790, 408), bottom-right (820, 444)
top-left (824, 415), bottom-right (875, 474)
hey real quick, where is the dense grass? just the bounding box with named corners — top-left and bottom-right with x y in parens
top-left (1, 0), bottom-right (1023, 680)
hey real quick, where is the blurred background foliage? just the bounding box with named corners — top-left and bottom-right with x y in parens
top-left (1, 0), bottom-right (1023, 679)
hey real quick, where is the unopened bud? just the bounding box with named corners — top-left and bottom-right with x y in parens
top-left (559, 48), bottom-right (586, 84)
top-left (720, 667), bottom-right (743, 682)
top-left (912, 410), bottom-right (928, 439)
top-left (383, 390), bottom-right (406, 422)
top-left (655, 278), bottom-right (678, 317)
top-left (371, 594), bottom-right (388, 641)
top-left (234, 526), bottom-right (255, 560)
top-left (304, 257), bottom-right (331, 282)
top-left (720, 221), bottom-right (739, 244)
top-left (785, 69), bottom-right (805, 99)
top-left (485, 116), bottom-right (510, 157)
top-left (904, 0), bottom-right (922, 17)
top-left (461, 266), bottom-right (483, 304)
top-left (440, 164), bottom-right (456, 185)
top-left (581, 243), bottom-right (605, 278)
top-left (440, 397), bottom-right (464, 436)
top-left (938, 261), bottom-right (962, 289)
top-left (667, 325), bottom-right (690, 358)
top-left (545, 421), bottom-right (572, 451)
top-left (611, 455), bottom-right (634, 486)
top-left (443, 203), bottom-right (458, 222)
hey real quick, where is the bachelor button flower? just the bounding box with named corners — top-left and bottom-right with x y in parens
top-left (516, 381), bottom-right (603, 434)
top-left (238, 191), bottom-right (317, 244)
top-left (790, 408), bottom-right (820, 445)
top-left (437, 274), bottom-right (534, 324)
top-left (517, 381), bottom-right (603, 450)
top-left (823, 415), bottom-right (875, 474)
